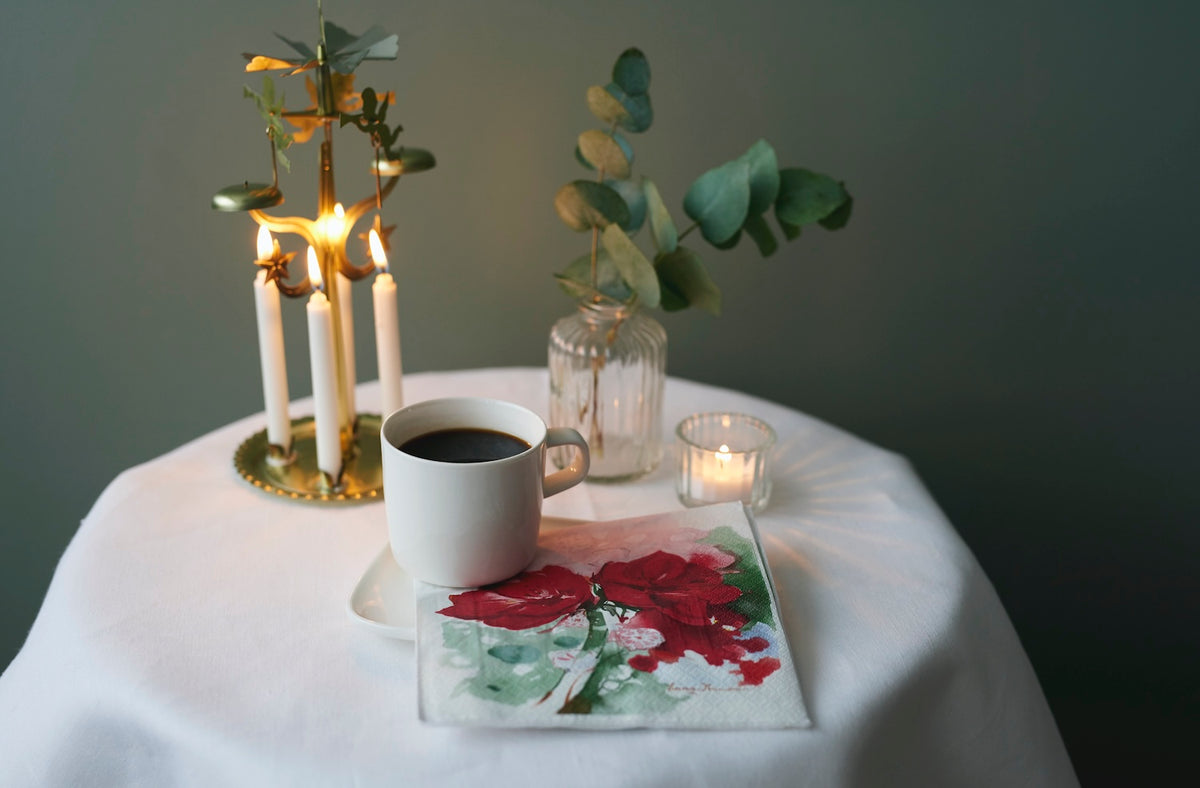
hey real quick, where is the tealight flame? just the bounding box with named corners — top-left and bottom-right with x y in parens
top-left (306, 246), bottom-right (323, 291)
top-left (368, 229), bottom-right (388, 272)
top-left (715, 444), bottom-right (732, 464)
top-left (256, 225), bottom-right (274, 260)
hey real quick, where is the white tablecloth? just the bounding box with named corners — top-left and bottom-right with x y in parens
top-left (0, 368), bottom-right (1077, 786)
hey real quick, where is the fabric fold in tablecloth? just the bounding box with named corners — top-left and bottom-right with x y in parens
top-left (416, 502), bottom-right (809, 729)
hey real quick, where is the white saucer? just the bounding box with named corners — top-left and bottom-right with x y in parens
top-left (347, 545), bottom-right (416, 640)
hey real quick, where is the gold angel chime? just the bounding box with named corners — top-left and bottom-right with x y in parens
top-left (213, 1), bottom-right (435, 502)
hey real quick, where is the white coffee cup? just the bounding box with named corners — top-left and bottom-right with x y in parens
top-left (380, 397), bottom-right (590, 587)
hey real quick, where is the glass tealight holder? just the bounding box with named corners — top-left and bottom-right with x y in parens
top-left (676, 412), bottom-right (775, 513)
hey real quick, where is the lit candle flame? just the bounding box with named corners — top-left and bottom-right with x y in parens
top-left (368, 229), bottom-right (388, 273)
top-left (322, 202), bottom-right (347, 241)
top-left (306, 246), bottom-right (323, 291)
top-left (715, 444), bottom-right (732, 465)
top-left (256, 225), bottom-right (274, 260)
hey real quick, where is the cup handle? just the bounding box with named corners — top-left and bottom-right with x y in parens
top-left (543, 428), bottom-right (590, 498)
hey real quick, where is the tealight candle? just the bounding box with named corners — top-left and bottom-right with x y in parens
top-left (676, 412), bottom-right (775, 512)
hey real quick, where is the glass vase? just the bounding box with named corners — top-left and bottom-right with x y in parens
top-left (548, 301), bottom-right (667, 482)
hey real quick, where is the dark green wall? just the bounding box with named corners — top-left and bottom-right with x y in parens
top-left (2, 1), bottom-right (1195, 782)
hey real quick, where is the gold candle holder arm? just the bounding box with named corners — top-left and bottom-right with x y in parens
top-left (249, 211), bottom-right (320, 297)
top-left (249, 210), bottom-right (319, 247)
top-left (274, 274), bottom-right (314, 299)
top-left (339, 176), bottom-right (400, 280)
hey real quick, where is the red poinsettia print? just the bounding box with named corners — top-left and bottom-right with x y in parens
top-left (623, 607), bottom-right (779, 686)
top-left (736, 656), bottom-right (782, 686)
top-left (437, 565), bottom-right (595, 630)
top-left (594, 550), bottom-right (741, 626)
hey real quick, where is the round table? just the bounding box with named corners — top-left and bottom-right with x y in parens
top-left (0, 368), bottom-right (1077, 786)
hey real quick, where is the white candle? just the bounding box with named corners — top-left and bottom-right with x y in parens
top-left (369, 229), bottom-right (404, 417)
top-left (336, 271), bottom-right (357, 421)
top-left (322, 203), bottom-right (357, 424)
top-left (252, 227), bottom-right (290, 454)
top-left (697, 444), bottom-right (755, 502)
top-left (305, 247), bottom-right (342, 482)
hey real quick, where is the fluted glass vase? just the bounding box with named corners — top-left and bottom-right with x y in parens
top-left (548, 301), bottom-right (667, 482)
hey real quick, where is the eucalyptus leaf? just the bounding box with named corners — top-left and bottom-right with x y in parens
top-left (779, 220), bottom-right (802, 240)
top-left (818, 192), bottom-right (854, 230)
top-left (712, 229), bottom-right (741, 250)
top-left (577, 130), bottom-right (633, 179)
top-left (574, 145), bottom-right (594, 171)
top-left (554, 180), bottom-right (630, 231)
top-left (743, 213), bottom-right (778, 257)
top-left (586, 84), bottom-right (631, 127)
top-left (612, 48), bottom-right (650, 95)
top-left (605, 177), bottom-right (646, 234)
top-left (557, 249), bottom-right (633, 302)
top-left (608, 82), bottom-right (653, 133)
top-left (775, 168), bottom-right (850, 227)
top-left (613, 132), bottom-right (635, 170)
top-left (739, 139), bottom-right (780, 215)
top-left (588, 82), bottom-right (652, 133)
top-left (655, 246), bottom-right (721, 315)
top-left (553, 274), bottom-right (630, 306)
top-left (643, 178), bottom-right (677, 255)
top-left (553, 273), bottom-right (600, 302)
top-left (600, 224), bottom-right (660, 307)
top-left (683, 159), bottom-right (751, 245)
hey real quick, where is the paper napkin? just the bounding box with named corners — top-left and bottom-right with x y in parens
top-left (416, 502), bottom-right (809, 729)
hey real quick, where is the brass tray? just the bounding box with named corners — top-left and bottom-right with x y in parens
top-left (234, 414), bottom-right (383, 504)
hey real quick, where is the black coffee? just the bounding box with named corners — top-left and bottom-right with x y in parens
top-left (399, 428), bottom-right (531, 463)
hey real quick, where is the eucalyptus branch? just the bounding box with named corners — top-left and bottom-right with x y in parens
top-left (591, 160), bottom-right (608, 294)
top-left (553, 48), bottom-right (852, 317)
top-left (589, 227), bottom-right (600, 296)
